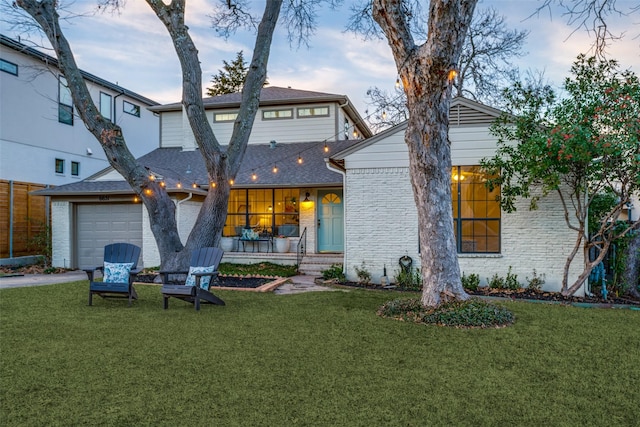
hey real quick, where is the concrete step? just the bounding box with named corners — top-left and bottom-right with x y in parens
top-left (298, 254), bottom-right (343, 276)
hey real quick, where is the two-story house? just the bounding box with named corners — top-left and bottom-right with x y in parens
top-left (0, 34), bottom-right (159, 260)
top-left (35, 86), bottom-right (372, 269)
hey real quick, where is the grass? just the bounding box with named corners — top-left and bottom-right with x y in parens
top-left (1, 282), bottom-right (639, 426)
top-left (218, 261), bottom-right (298, 277)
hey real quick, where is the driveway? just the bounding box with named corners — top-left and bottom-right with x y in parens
top-left (0, 270), bottom-right (87, 289)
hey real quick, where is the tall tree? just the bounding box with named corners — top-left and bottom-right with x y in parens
top-left (206, 51), bottom-right (269, 97)
top-left (369, 0), bottom-right (478, 307)
top-left (12, 0), bottom-right (325, 271)
top-left (362, 6), bottom-right (528, 132)
top-left (482, 55), bottom-right (640, 296)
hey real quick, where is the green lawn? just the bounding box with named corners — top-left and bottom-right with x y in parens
top-left (1, 282), bottom-right (639, 426)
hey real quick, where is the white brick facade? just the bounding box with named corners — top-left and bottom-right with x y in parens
top-left (343, 167), bottom-right (585, 294)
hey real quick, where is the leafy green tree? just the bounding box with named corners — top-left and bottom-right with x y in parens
top-left (483, 55), bottom-right (640, 296)
top-left (206, 51), bottom-right (269, 97)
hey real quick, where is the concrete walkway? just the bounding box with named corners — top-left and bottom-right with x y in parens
top-left (0, 270), bottom-right (88, 289)
top-left (275, 275), bottom-right (336, 294)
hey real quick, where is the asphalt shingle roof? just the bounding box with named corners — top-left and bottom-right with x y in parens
top-left (34, 139), bottom-right (359, 196)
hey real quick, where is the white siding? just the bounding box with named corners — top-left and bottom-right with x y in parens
top-left (158, 102), bottom-right (348, 147)
top-left (51, 201), bottom-right (72, 268)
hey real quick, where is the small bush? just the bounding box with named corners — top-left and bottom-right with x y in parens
top-left (322, 264), bottom-right (345, 283)
top-left (505, 266), bottom-right (520, 290)
top-left (393, 267), bottom-right (422, 291)
top-left (526, 270), bottom-right (546, 291)
top-left (487, 273), bottom-right (505, 289)
top-left (354, 262), bottom-right (372, 285)
top-left (461, 273), bottom-right (480, 291)
top-left (378, 298), bottom-right (515, 328)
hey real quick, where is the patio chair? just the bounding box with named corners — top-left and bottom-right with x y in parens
top-left (84, 243), bottom-right (142, 306)
top-left (160, 247), bottom-right (225, 310)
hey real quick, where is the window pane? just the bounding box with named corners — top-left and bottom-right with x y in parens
top-left (59, 76), bottom-right (72, 106)
top-left (274, 189), bottom-right (299, 236)
top-left (55, 158), bottom-right (64, 174)
top-left (58, 104), bottom-right (73, 125)
top-left (262, 109), bottom-right (293, 120)
top-left (100, 93), bottom-right (112, 121)
top-left (71, 161), bottom-right (80, 176)
top-left (214, 112), bottom-right (237, 122)
top-left (0, 59), bottom-right (18, 76)
top-left (123, 101), bottom-right (140, 117)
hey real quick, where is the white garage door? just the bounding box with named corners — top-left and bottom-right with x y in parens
top-left (76, 203), bottom-right (143, 269)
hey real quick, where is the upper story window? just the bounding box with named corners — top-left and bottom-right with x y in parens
top-left (58, 76), bottom-right (73, 125)
top-left (214, 112), bottom-right (238, 122)
top-left (123, 100), bottom-right (140, 117)
top-left (71, 161), bottom-right (80, 177)
top-left (262, 108), bottom-right (293, 120)
top-left (55, 158), bottom-right (65, 174)
top-left (452, 165), bottom-right (501, 254)
top-left (100, 92), bottom-right (112, 122)
top-left (297, 106), bottom-right (329, 118)
top-left (0, 58), bottom-right (18, 76)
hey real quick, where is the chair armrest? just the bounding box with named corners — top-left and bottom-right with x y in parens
top-left (159, 270), bottom-right (189, 283)
top-left (83, 267), bottom-right (102, 282)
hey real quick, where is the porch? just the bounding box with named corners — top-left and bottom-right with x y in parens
top-left (221, 250), bottom-right (343, 277)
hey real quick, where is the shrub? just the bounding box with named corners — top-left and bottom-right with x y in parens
top-left (505, 266), bottom-right (520, 290)
top-left (393, 267), bottom-right (422, 291)
top-left (526, 269), bottom-right (546, 291)
top-left (461, 273), bottom-right (480, 291)
top-left (378, 298), bottom-right (515, 328)
top-left (354, 262), bottom-right (372, 285)
top-left (487, 273), bottom-right (505, 289)
top-left (322, 264), bottom-right (345, 283)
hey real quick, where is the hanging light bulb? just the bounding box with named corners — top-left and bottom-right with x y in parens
top-left (229, 179), bottom-right (234, 185)
top-left (273, 164), bottom-right (278, 173)
top-left (149, 174), bottom-right (156, 181)
top-left (298, 154), bottom-right (303, 164)
top-left (192, 182), bottom-right (198, 189)
top-left (382, 110), bottom-right (387, 120)
top-left (251, 170), bottom-right (257, 181)
top-left (352, 129), bottom-right (358, 138)
top-left (324, 143), bottom-right (329, 153)
top-left (133, 196), bottom-right (139, 203)
top-left (447, 65), bottom-right (458, 82)
top-left (176, 182), bottom-right (182, 189)
top-left (144, 188), bottom-right (152, 195)
top-left (159, 181), bottom-right (165, 188)
top-left (210, 181), bottom-right (216, 188)
top-left (395, 77), bottom-right (400, 88)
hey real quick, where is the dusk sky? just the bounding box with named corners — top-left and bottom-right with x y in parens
top-left (2, 1), bottom-right (639, 118)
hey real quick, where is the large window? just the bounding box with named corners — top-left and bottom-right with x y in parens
top-left (100, 92), bottom-right (112, 121)
top-left (58, 76), bottom-right (73, 125)
top-left (297, 106), bottom-right (329, 118)
top-left (224, 188), bottom-right (300, 237)
top-left (452, 166), bottom-right (501, 253)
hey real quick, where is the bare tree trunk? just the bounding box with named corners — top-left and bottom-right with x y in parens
top-left (622, 230), bottom-right (640, 299)
top-left (373, 0), bottom-right (477, 307)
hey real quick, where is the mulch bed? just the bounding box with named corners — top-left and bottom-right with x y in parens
top-left (331, 281), bottom-right (639, 306)
top-left (135, 273), bottom-right (271, 289)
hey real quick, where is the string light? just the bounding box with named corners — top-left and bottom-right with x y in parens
top-left (273, 163), bottom-right (278, 173)
top-left (192, 182), bottom-right (198, 189)
top-left (251, 170), bottom-right (257, 180)
top-left (144, 188), bottom-right (152, 195)
top-left (149, 174), bottom-right (156, 181)
top-left (297, 154), bottom-right (303, 164)
top-left (395, 77), bottom-right (401, 88)
top-left (210, 182), bottom-right (216, 188)
top-left (176, 182), bottom-right (182, 189)
top-left (159, 181), bottom-right (165, 187)
top-left (324, 143), bottom-right (329, 153)
top-left (382, 111), bottom-right (387, 120)
top-left (229, 179), bottom-right (234, 185)
top-left (447, 66), bottom-right (458, 82)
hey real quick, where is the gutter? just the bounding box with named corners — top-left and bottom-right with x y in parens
top-left (324, 158), bottom-right (348, 277)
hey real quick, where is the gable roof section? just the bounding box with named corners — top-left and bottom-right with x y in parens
top-left (149, 86), bottom-right (372, 139)
top-left (331, 96), bottom-right (503, 163)
top-left (1, 34), bottom-right (159, 107)
top-left (34, 139), bottom-right (358, 196)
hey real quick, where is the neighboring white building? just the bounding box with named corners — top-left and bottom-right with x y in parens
top-left (330, 97), bottom-right (586, 295)
top-left (0, 35), bottom-right (159, 186)
top-left (35, 87), bottom-right (371, 269)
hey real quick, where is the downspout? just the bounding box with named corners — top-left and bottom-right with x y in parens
top-left (113, 90), bottom-right (125, 124)
top-left (325, 158), bottom-right (347, 276)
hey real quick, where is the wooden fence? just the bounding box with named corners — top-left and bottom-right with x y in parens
top-left (0, 180), bottom-right (49, 259)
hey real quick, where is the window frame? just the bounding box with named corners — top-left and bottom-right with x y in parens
top-left (123, 100), bottom-right (140, 117)
top-left (0, 58), bottom-right (18, 76)
top-left (100, 92), bottom-right (113, 122)
top-left (213, 112), bottom-right (238, 123)
top-left (451, 165), bottom-right (501, 254)
top-left (297, 106), bottom-right (330, 118)
top-left (71, 161), bottom-right (80, 177)
top-left (261, 108), bottom-right (294, 120)
top-left (58, 76), bottom-right (73, 125)
top-left (224, 188), bottom-right (300, 237)
top-left (55, 158), bottom-right (65, 174)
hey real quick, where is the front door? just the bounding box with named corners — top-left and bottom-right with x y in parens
top-left (317, 189), bottom-right (344, 252)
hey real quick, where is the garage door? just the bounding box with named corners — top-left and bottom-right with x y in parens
top-left (76, 203), bottom-right (143, 269)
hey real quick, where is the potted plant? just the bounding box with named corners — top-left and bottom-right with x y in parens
top-left (220, 236), bottom-right (235, 252)
top-left (274, 235), bottom-right (290, 253)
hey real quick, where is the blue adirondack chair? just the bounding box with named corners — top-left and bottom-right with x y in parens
top-left (160, 247), bottom-right (225, 310)
top-left (84, 243), bottom-right (141, 306)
